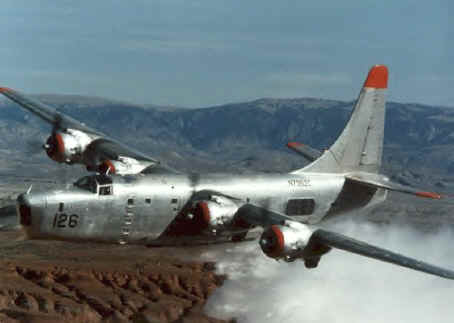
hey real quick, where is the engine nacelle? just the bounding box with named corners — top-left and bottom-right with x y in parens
top-left (192, 195), bottom-right (239, 231)
top-left (44, 129), bottom-right (93, 163)
top-left (260, 221), bottom-right (315, 261)
top-left (97, 156), bottom-right (153, 175)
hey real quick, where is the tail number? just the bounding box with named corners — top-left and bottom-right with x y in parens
top-left (288, 177), bottom-right (311, 187)
top-left (52, 213), bottom-right (79, 228)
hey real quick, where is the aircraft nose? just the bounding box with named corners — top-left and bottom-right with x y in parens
top-left (16, 193), bottom-right (32, 226)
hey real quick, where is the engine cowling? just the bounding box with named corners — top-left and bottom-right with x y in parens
top-left (44, 129), bottom-right (93, 163)
top-left (259, 221), bottom-right (315, 260)
top-left (192, 195), bottom-right (239, 231)
top-left (97, 156), bottom-right (153, 175)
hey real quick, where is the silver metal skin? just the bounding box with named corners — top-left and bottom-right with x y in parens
top-left (5, 65), bottom-right (454, 280)
top-left (18, 172), bottom-right (347, 243)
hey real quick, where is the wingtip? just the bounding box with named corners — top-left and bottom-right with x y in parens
top-left (0, 87), bottom-right (12, 93)
top-left (415, 191), bottom-right (442, 199)
top-left (364, 65), bottom-right (388, 89)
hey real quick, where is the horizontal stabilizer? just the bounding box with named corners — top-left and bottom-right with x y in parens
top-left (287, 142), bottom-right (322, 161)
top-left (345, 172), bottom-right (441, 199)
top-left (312, 229), bottom-right (454, 280)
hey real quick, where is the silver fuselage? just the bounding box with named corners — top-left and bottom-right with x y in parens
top-left (17, 172), bottom-right (386, 245)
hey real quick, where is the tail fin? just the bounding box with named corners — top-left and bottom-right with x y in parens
top-left (293, 65), bottom-right (388, 173)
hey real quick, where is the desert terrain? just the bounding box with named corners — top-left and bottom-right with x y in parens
top-left (0, 226), bottom-right (234, 323)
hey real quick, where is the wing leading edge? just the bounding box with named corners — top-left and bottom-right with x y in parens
top-left (0, 87), bottom-right (103, 136)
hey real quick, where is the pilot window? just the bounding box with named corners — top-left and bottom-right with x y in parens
top-left (286, 199), bottom-right (315, 216)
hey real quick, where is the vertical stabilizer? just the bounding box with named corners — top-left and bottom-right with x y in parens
top-left (293, 65), bottom-right (388, 173)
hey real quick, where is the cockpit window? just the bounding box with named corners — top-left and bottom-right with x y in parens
top-left (95, 174), bottom-right (113, 185)
top-left (74, 175), bottom-right (113, 194)
top-left (74, 176), bottom-right (97, 193)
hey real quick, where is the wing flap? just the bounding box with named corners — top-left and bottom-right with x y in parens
top-left (346, 172), bottom-right (441, 199)
top-left (88, 138), bottom-right (158, 163)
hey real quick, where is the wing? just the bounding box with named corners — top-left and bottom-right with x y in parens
top-left (312, 229), bottom-right (454, 280)
top-left (0, 86), bottom-right (103, 136)
top-left (236, 204), bottom-right (454, 279)
top-left (0, 87), bottom-right (177, 174)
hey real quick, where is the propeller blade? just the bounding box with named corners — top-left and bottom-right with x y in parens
top-left (25, 139), bottom-right (45, 155)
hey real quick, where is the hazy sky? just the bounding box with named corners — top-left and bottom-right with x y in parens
top-left (1, 1), bottom-right (452, 107)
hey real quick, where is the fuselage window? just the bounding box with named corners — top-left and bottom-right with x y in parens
top-left (59, 202), bottom-right (64, 212)
top-left (127, 198), bottom-right (134, 205)
top-left (99, 185), bottom-right (113, 196)
top-left (286, 199), bottom-right (315, 216)
top-left (145, 198), bottom-right (151, 204)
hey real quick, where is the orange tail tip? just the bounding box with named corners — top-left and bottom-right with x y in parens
top-left (364, 65), bottom-right (388, 89)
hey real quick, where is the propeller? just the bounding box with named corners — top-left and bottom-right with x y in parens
top-left (43, 114), bottom-right (68, 162)
top-left (52, 113), bottom-right (65, 133)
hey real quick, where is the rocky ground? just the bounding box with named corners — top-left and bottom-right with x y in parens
top-left (0, 228), bottom-right (232, 323)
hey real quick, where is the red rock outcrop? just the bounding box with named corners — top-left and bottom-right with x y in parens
top-left (0, 230), bottom-right (230, 322)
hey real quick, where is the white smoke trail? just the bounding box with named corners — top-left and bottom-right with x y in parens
top-left (203, 219), bottom-right (454, 323)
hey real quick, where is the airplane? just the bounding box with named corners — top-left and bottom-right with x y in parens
top-left (2, 65), bottom-right (454, 280)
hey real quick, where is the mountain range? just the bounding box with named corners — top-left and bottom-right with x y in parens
top-left (0, 95), bottom-right (453, 190)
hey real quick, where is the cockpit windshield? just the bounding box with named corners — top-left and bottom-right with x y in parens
top-left (73, 176), bottom-right (97, 193)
